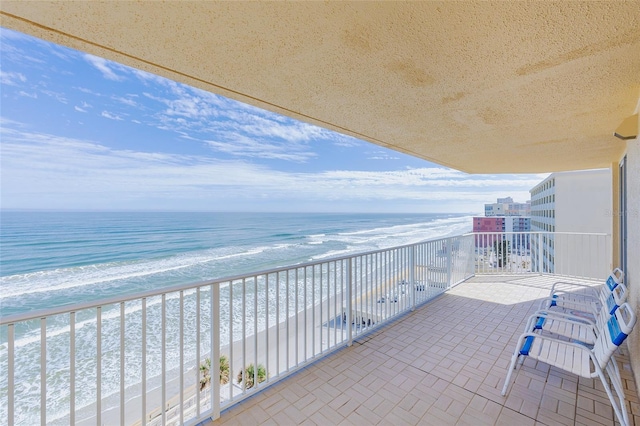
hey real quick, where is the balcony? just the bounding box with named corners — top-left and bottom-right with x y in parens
top-left (1, 232), bottom-right (636, 425)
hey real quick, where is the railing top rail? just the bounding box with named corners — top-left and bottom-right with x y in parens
top-left (465, 231), bottom-right (610, 237)
top-left (1, 233), bottom-right (476, 325)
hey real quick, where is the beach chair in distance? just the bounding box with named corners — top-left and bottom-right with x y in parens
top-left (502, 302), bottom-right (636, 426)
top-left (539, 268), bottom-right (624, 314)
top-left (524, 282), bottom-right (627, 346)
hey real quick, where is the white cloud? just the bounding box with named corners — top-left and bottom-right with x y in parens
top-left (101, 111), bottom-right (124, 121)
top-left (112, 95), bottom-right (138, 107)
top-left (204, 134), bottom-right (317, 162)
top-left (84, 54), bottom-right (125, 81)
top-left (0, 124), bottom-right (541, 212)
top-left (0, 70), bottom-right (26, 86)
top-left (40, 89), bottom-right (68, 104)
top-left (75, 106), bottom-right (87, 113)
top-left (18, 91), bottom-right (38, 99)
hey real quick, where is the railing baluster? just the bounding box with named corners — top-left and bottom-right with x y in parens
top-left (70, 312), bottom-right (75, 425)
top-left (410, 246), bottom-right (415, 311)
top-left (275, 272), bottom-right (280, 373)
top-left (229, 282), bottom-right (233, 401)
top-left (359, 256), bottom-right (364, 331)
top-left (97, 306), bottom-right (102, 426)
top-left (295, 268), bottom-right (299, 365)
top-left (254, 276), bottom-right (258, 386)
top-left (334, 261), bottom-right (338, 344)
top-left (179, 291), bottom-right (184, 425)
top-left (311, 267), bottom-right (315, 354)
top-left (304, 267), bottom-right (308, 359)
top-left (326, 263), bottom-right (331, 348)
top-left (142, 298), bottom-right (147, 426)
top-left (346, 258), bottom-right (353, 346)
top-left (161, 295), bottom-right (166, 426)
top-left (195, 289), bottom-right (200, 417)
top-left (286, 271), bottom-right (290, 367)
top-left (265, 275), bottom-right (270, 380)
top-left (8, 323), bottom-right (14, 426)
top-left (212, 283), bottom-right (221, 420)
top-left (242, 278), bottom-right (246, 392)
top-left (120, 302), bottom-right (125, 426)
top-left (41, 317), bottom-right (46, 426)
top-left (319, 263), bottom-right (323, 354)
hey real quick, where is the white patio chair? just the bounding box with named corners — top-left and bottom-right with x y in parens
top-left (539, 268), bottom-right (624, 314)
top-left (502, 302), bottom-right (636, 426)
top-left (525, 282), bottom-right (627, 346)
top-left (549, 267), bottom-right (624, 296)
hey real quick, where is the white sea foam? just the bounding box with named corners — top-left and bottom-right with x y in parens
top-left (0, 245), bottom-right (293, 300)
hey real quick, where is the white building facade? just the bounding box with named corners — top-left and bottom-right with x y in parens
top-left (530, 169), bottom-right (612, 275)
top-left (484, 197), bottom-right (531, 217)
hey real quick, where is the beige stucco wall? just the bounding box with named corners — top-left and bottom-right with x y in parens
top-left (625, 114), bottom-right (640, 389)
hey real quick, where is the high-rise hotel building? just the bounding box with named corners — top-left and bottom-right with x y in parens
top-left (530, 169), bottom-right (612, 274)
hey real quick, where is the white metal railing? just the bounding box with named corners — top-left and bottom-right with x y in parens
top-left (0, 232), bottom-right (608, 425)
top-left (472, 231), bottom-right (611, 280)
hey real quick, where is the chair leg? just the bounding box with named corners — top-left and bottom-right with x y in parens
top-left (597, 367), bottom-right (629, 426)
top-left (501, 352), bottom-right (520, 396)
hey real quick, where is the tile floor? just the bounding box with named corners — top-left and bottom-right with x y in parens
top-left (205, 275), bottom-right (639, 425)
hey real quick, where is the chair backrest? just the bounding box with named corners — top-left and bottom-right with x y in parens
top-left (598, 269), bottom-right (625, 305)
top-left (605, 268), bottom-right (625, 291)
top-left (595, 283), bottom-right (628, 336)
top-left (592, 302), bottom-right (636, 370)
top-left (605, 282), bottom-right (627, 314)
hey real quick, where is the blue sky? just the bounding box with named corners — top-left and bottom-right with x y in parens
top-left (0, 28), bottom-right (544, 213)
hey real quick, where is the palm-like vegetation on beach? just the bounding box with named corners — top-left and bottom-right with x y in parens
top-left (237, 363), bottom-right (267, 389)
top-left (199, 355), bottom-right (230, 390)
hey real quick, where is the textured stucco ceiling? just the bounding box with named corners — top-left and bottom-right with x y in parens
top-left (1, 1), bottom-right (639, 173)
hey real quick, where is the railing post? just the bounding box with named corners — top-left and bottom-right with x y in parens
top-left (537, 233), bottom-right (543, 274)
top-left (212, 284), bottom-right (221, 420)
top-left (346, 258), bottom-right (353, 347)
top-left (446, 238), bottom-right (453, 288)
top-left (409, 245), bottom-right (416, 311)
top-left (8, 323), bottom-right (14, 426)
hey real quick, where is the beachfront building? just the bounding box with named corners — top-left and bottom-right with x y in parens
top-left (530, 169), bottom-right (612, 275)
top-left (1, 3), bottom-right (639, 425)
top-left (484, 197), bottom-right (531, 217)
top-left (472, 216), bottom-right (530, 248)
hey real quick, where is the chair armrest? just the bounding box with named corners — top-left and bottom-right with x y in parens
top-left (527, 309), bottom-right (596, 328)
top-left (549, 281), bottom-right (600, 297)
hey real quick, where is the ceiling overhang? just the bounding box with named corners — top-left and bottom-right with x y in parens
top-left (1, 1), bottom-right (639, 173)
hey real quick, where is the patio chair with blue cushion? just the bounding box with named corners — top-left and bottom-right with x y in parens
top-left (539, 268), bottom-right (624, 315)
top-left (502, 302), bottom-right (636, 426)
top-left (525, 281), bottom-right (627, 346)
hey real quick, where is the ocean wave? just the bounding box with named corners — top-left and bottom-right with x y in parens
top-left (0, 244), bottom-right (295, 300)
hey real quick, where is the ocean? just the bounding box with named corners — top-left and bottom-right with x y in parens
top-left (0, 211), bottom-right (472, 424)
